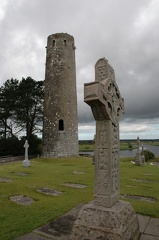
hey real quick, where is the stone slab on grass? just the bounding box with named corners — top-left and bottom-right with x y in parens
top-left (33, 203), bottom-right (84, 240)
top-left (10, 195), bottom-right (35, 205)
top-left (37, 188), bottom-right (63, 196)
top-left (16, 172), bottom-right (30, 176)
top-left (14, 232), bottom-right (49, 240)
top-left (121, 194), bottom-right (156, 203)
top-left (73, 171), bottom-right (85, 175)
top-left (62, 183), bottom-right (86, 189)
top-left (0, 177), bottom-right (13, 182)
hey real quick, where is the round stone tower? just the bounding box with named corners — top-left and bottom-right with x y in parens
top-left (43, 33), bottom-right (79, 157)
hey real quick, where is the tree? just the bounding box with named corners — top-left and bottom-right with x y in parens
top-left (0, 137), bottom-right (24, 156)
top-left (0, 77), bottom-right (44, 141)
top-left (0, 78), bottom-right (19, 138)
top-left (15, 77), bottom-right (44, 141)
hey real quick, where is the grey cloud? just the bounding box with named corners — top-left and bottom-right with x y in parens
top-left (0, 0), bottom-right (159, 138)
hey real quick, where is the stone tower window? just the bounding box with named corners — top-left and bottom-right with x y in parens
top-left (64, 39), bottom-right (67, 45)
top-left (53, 40), bottom-right (55, 46)
top-left (59, 119), bottom-right (64, 131)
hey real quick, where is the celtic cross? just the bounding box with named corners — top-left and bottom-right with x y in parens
top-left (84, 58), bottom-right (124, 207)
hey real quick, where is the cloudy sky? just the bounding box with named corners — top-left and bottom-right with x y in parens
top-left (0, 0), bottom-right (159, 140)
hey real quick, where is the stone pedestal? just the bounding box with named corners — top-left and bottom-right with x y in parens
top-left (135, 151), bottom-right (142, 166)
top-left (22, 159), bottom-right (30, 167)
top-left (69, 200), bottom-right (140, 240)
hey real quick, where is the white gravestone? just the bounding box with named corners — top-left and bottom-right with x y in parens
top-left (70, 58), bottom-right (140, 240)
top-left (22, 140), bottom-right (30, 167)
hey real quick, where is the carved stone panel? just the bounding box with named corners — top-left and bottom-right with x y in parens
top-left (95, 58), bottom-right (116, 82)
top-left (94, 120), bottom-right (120, 208)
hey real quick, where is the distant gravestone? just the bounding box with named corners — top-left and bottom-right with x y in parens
top-left (22, 140), bottom-right (30, 167)
top-left (135, 137), bottom-right (145, 165)
top-left (70, 58), bottom-right (140, 240)
top-left (141, 142), bottom-right (146, 165)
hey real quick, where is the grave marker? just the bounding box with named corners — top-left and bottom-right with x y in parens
top-left (70, 58), bottom-right (140, 240)
top-left (22, 140), bottom-right (30, 167)
top-left (135, 137), bottom-right (145, 165)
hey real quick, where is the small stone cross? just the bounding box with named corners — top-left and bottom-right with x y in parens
top-left (84, 58), bottom-right (124, 207)
top-left (135, 136), bottom-right (143, 165)
top-left (24, 140), bottom-right (29, 160)
top-left (22, 140), bottom-right (30, 167)
top-left (137, 136), bottom-right (140, 151)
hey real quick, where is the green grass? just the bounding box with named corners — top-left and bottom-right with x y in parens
top-left (0, 157), bottom-right (159, 239)
top-left (79, 144), bottom-right (94, 151)
top-left (0, 157), bottom-right (94, 240)
top-left (120, 157), bottom-right (159, 218)
top-left (151, 141), bottom-right (159, 146)
top-left (120, 142), bottom-right (136, 150)
top-left (79, 143), bottom-right (135, 151)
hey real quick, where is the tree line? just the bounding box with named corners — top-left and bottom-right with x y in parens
top-left (0, 77), bottom-right (44, 156)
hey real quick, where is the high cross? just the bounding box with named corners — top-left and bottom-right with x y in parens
top-left (84, 58), bottom-right (124, 207)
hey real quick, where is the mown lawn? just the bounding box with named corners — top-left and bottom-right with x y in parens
top-left (0, 157), bottom-right (94, 240)
top-left (79, 144), bottom-right (94, 151)
top-left (0, 157), bottom-right (159, 240)
top-left (120, 157), bottom-right (159, 218)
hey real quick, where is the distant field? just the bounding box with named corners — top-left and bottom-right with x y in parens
top-left (79, 141), bottom-right (159, 151)
top-left (79, 144), bottom-right (94, 152)
top-left (151, 142), bottom-right (159, 146)
top-left (79, 142), bottom-right (136, 151)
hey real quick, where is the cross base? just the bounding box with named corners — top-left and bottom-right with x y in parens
top-left (22, 159), bottom-right (30, 167)
top-left (69, 200), bottom-right (140, 240)
top-left (135, 151), bottom-right (142, 166)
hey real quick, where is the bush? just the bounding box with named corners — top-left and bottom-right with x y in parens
top-left (0, 137), bottom-right (23, 156)
top-left (128, 143), bottom-right (132, 149)
top-left (143, 149), bottom-right (155, 161)
top-left (0, 135), bottom-right (42, 156)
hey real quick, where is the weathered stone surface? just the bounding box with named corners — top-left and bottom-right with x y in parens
top-left (121, 194), bottom-right (156, 203)
top-left (33, 204), bottom-right (84, 240)
top-left (10, 195), bottom-right (35, 205)
top-left (16, 172), bottom-right (30, 176)
top-left (62, 183), bottom-right (86, 189)
top-left (37, 187), bottom-right (63, 196)
top-left (43, 33), bottom-right (78, 157)
top-left (0, 177), bottom-right (13, 182)
top-left (69, 201), bottom-right (140, 240)
top-left (73, 171), bottom-right (85, 174)
top-left (144, 218), bottom-right (159, 236)
top-left (139, 234), bottom-right (159, 240)
top-left (137, 215), bottom-right (150, 234)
